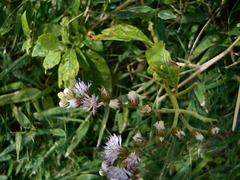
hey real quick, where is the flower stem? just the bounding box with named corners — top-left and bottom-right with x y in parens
top-left (148, 21), bottom-right (158, 43)
top-left (175, 82), bottom-right (198, 97)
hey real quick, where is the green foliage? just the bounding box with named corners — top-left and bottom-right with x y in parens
top-left (0, 0), bottom-right (240, 179)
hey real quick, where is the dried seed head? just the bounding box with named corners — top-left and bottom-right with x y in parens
top-left (191, 130), bottom-right (204, 141)
top-left (172, 127), bottom-right (185, 139)
top-left (109, 99), bottom-right (122, 110)
top-left (208, 126), bottom-right (220, 136)
top-left (127, 91), bottom-right (139, 106)
top-left (141, 104), bottom-right (152, 115)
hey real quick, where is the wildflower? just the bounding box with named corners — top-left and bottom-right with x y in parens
top-left (191, 131), bottom-right (204, 141)
top-left (65, 98), bottom-right (81, 109)
top-left (107, 165), bottom-right (134, 180)
top-left (208, 127), bottom-right (220, 136)
top-left (103, 134), bottom-right (122, 165)
top-left (72, 78), bottom-right (92, 96)
top-left (141, 104), bottom-right (152, 115)
top-left (159, 136), bottom-right (164, 142)
top-left (99, 85), bottom-right (112, 102)
top-left (59, 99), bottom-right (69, 108)
top-left (154, 121), bottom-right (166, 135)
top-left (81, 94), bottom-right (103, 116)
top-left (63, 88), bottom-right (75, 99)
top-left (127, 91), bottom-right (139, 106)
top-left (109, 99), bottom-right (122, 110)
top-left (172, 127), bottom-right (185, 139)
top-left (133, 131), bottom-right (146, 147)
top-left (123, 151), bottom-right (142, 170)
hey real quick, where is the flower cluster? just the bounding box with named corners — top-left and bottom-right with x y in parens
top-left (58, 78), bottom-right (104, 116)
top-left (100, 134), bottom-right (142, 180)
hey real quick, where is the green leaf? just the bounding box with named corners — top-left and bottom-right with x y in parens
top-left (84, 35), bottom-right (103, 51)
top-left (15, 133), bottom-right (22, 160)
top-left (84, 50), bottom-right (112, 92)
top-left (146, 41), bottom-right (180, 88)
top-left (65, 119), bottom-right (90, 157)
top-left (32, 41), bottom-right (49, 57)
top-left (128, 5), bottom-right (158, 21)
top-left (38, 33), bottom-right (61, 51)
top-left (43, 51), bottom-right (61, 70)
top-left (158, 10), bottom-right (176, 20)
top-left (194, 82), bottom-right (206, 106)
top-left (12, 105), bottom-right (32, 129)
top-left (0, 88), bottom-right (41, 105)
top-left (94, 24), bottom-right (153, 45)
top-left (21, 11), bottom-right (30, 39)
top-left (58, 49), bottom-right (79, 88)
top-left (75, 48), bottom-right (90, 71)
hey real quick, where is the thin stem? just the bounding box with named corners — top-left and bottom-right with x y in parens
top-left (175, 82), bottom-right (198, 97)
top-left (148, 21), bottom-right (158, 43)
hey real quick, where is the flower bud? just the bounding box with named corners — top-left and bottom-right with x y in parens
top-left (109, 99), bottom-right (122, 110)
top-left (63, 88), bottom-right (75, 99)
top-left (172, 127), bottom-right (185, 139)
top-left (155, 136), bottom-right (164, 144)
top-left (154, 121), bottom-right (166, 136)
top-left (133, 131), bottom-right (146, 147)
top-left (99, 86), bottom-right (112, 102)
top-left (59, 100), bottom-right (70, 108)
top-left (141, 104), bottom-right (152, 115)
top-left (208, 126), bottom-right (220, 136)
top-left (127, 91), bottom-right (139, 106)
top-left (57, 92), bottom-right (65, 100)
top-left (191, 130), bottom-right (204, 141)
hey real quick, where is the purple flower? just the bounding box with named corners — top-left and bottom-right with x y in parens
top-left (103, 134), bottom-right (122, 165)
top-left (81, 94), bottom-right (104, 116)
top-left (72, 78), bottom-right (92, 96)
top-left (123, 151), bottom-right (142, 170)
top-left (107, 166), bottom-right (133, 180)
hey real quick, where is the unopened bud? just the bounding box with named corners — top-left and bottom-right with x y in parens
top-left (99, 86), bottom-right (111, 102)
top-left (109, 99), bottom-right (122, 110)
top-left (172, 127), bottom-right (185, 139)
top-left (154, 121), bottom-right (166, 136)
top-left (127, 91), bottom-right (139, 106)
top-left (208, 127), bottom-right (220, 136)
top-left (59, 100), bottom-right (70, 108)
top-left (133, 131), bottom-right (146, 147)
top-left (63, 88), bottom-right (75, 100)
top-left (58, 92), bottom-right (65, 100)
top-left (141, 104), bottom-right (152, 115)
top-left (191, 130), bottom-right (204, 141)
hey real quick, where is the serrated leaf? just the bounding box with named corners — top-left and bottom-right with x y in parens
top-left (12, 105), bottom-right (32, 129)
top-left (38, 33), bottom-right (61, 51)
top-left (146, 41), bottom-right (180, 88)
top-left (43, 51), bottom-right (61, 70)
top-left (21, 11), bottom-right (30, 39)
top-left (94, 24), bottom-right (153, 45)
top-left (58, 49), bottom-right (79, 88)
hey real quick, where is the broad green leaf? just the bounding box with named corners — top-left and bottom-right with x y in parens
top-left (75, 48), bottom-right (90, 71)
top-left (58, 49), bottom-right (79, 88)
top-left (38, 23), bottom-right (61, 36)
top-left (65, 119), bottom-right (90, 157)
top-left (38, 33), bottom-right (61, 51)
top-left (128, 5), bottom-right (158, 21)
top-left (43, 51), bottom-right (61, 70)
top-left (94, 24), bottom-right (153, 45)
top-left (84, 50), bottom-right (112, 92)
top-left (36, 128), bottom-right (66, 137)
top-left (0, 82), bottom-right (23, 94)
top-left (60, 17), bottom-right (70, 44)
top-left (84, 35), bottom-right (103, 51)
top-left (194, 82), bottom-right (206, 106)
top-left (158, 10), bottom-right (176, 20)
top-left (146, 41), bottom-right (180, 88)
top-left (21, 11), bottom-right (30, 39)
top-left (22, 39), bottom-right (32, 55)
top-left (32, 41), bottom-right (49, 57)
top-left (12, 105), bottom-right (32, 129)
top-left (0, 88), bottom-right (41, 105)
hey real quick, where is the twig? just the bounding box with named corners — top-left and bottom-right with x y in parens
top-left (232, 84), bottom-right (240, 131)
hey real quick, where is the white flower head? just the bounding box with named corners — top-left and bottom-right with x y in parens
top-left (211, 127), bottom-right (220, 135)
top-left (176, 130), bottom-right (185, 139)
top-left (154, 121), bottom-right (165, 131)
top-left (127, 91), bottom-right (139, 106)
top-left (195, 132), bottom-right (204, 141)
top-left (133, 131), bottom-right (143, 142)
top-left (109, 99), bottom-right (122, 110)
top-left (159, 137), bottom-right (164, 142)
top-left (99, 161), bottom-right (108, 176)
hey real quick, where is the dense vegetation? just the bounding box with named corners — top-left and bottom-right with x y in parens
top-left (0, 0), bottom-right (240, 179)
